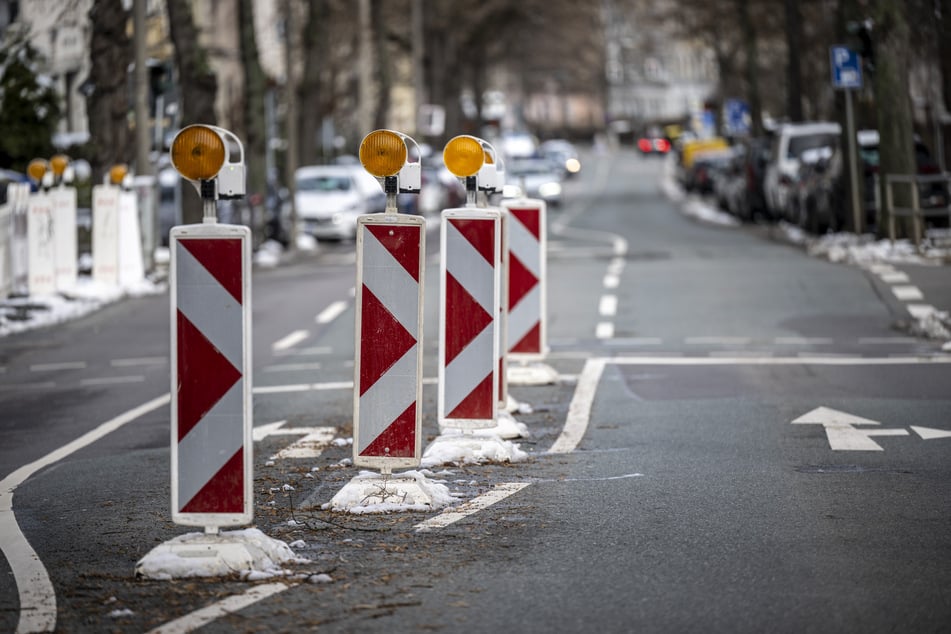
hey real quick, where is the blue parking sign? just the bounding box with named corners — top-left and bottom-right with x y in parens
top-left (830, 45), bottom-right (862, 89)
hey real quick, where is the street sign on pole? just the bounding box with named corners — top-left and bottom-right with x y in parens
top-left (830, 46), bottom-right (863, 89)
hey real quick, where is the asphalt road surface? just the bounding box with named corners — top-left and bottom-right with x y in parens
top-left (1, 148), bottom-right (949, 633)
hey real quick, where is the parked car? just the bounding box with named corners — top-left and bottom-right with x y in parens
top-left (0, 169), bottom-right (28, 205)
top-left (684, 148), bottom-right (734, 194)
top-left (503, 157), bottom-right (564, 206)
top-left (763, 121), bottom-right (841, 221)
top-left (295, 165), bottom-right (385, 240)
top-left (539, 139), bottom-right (582, 178)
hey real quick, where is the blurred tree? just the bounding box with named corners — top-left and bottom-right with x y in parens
top-left (165, 0), bottom-right (217, 224)
top-left (0, 39), bottom-right (61, 171)
top-left (85, 0), bottom-right (132, 184)
top-left (237, 0), bottom-right (267, 219)
top-left (785, 0), bottom-right (804, 122)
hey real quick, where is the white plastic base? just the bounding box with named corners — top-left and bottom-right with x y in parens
top-left (326, 470), bottom-right (452, 513)
top-left (134, 528), bottom-right (302, 580)
top-left (421, 429), bottom-right (528, 468)
top-left (507, 362), bottom-right (559, 386)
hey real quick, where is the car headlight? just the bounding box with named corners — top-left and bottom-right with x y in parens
top-left (538, 182), bottom-right (562, 198)
top-left (565, 158), bottom-right (581, 173)
top-left (502, 184), bottom-right (522, 198)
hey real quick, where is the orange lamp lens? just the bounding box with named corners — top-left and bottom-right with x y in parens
top-left (360, 130), bottom-right (407, 177)
top-left (170, 125), bottom-right (226, 181)
top-left (443, 136), bottom-right (484, 177)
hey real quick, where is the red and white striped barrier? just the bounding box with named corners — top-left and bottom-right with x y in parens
top-left (438, 209), bottom-right (501, 428)
top-left (353, 214), bottom-right (425, 471)
top-left (170, 223), bottom-right (252, 527)
top-left (501, 199), bottom-right (547, 358)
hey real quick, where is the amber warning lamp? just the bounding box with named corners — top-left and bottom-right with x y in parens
top-left (170, 124), bottom-right (246, 204)
top-left (359, 129), bottom-right (421, 212)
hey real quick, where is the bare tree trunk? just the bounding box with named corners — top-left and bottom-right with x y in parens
top-left (738, 0), bottom-right (763, 136)
top-left (299, 0), bottom-right (329, 165)
top-left (872, 0), bottom-right (917, 238)
top-left (86, 0), bottom-right (133, 184)
top-left (166, 0), bottom-right (219, 224)
top-left (938, 0), bottom-right (951, 169)
top-left (785, 0), bottom-right (804, 121)
top-left (238, 0), bottom-right (267, 244)
top-left (371, 0), bottom-right (391, 130)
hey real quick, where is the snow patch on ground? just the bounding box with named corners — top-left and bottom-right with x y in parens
top-left (324, 470), bottom-right (453, 513)
top-left (134, 527), bottom-right (309, 581)
top-left (421, 429), bottom-right (528, 468)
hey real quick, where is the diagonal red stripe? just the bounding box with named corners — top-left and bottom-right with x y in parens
top-left (509, 207), bottom-right (541, 239)
top-left (179, 238), bottom-right (243, 303)
top-left (450, 218), bottom-right (495, 265)
top-left (359, 401), bottom-right (416, 458)
top-left (508, 253), bottom-right (538, 309)
top-left (511, 322), bottom-right (541, 354)
top-left (445, 273), bottom-right (492, 365)
top-left (177, 311), bottom-right (242, 441)
top-left (180, 448), bottom-right (244, 514)
top-left (360, 286), bottom-right (416, 395)
top-left (447, 373), bottom-right (494, 419)
top-left (367, 224), bottom-right (420, 282)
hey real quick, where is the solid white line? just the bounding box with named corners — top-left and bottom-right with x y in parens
top-left (272, 329), bottom-right (309, 352)
top-left (605, 355), bottom-right (951, 365)
top-left (80, 375), bottom-right (146, 386)
top-left (892, 285), bottom-right (924, 301)
top-left (30, 361), bottom-right (86, 372)
top-left (604, 337), bottom-right (663, 346)
top-left (263, 363), bottom-right (323, 373)
top-left (316, 301), bottom-right (347, 324)
top-left (0, 392), bottom-right (170, 634)
top-left (146, 582), bottom-right (292, 634)
top-left (414, 483), bottom-right (531, 532)
top-left (599, 295), bottom-right (617, 317)
top-left (253, 381), bottom-right (353, 394)
top-left (774, 337), bottom-right (834, 345)
top-left (858, 337), bottom-right (919, 345)
top-left (110, 357), bottom-right (167, 367)
top-left (595, 322), bottom-right (614, 339)
top-left (550, 357), bottom-right (606, 454)
top-left (273, 346), bottom-right (332, 357)
top-left (684, 337), bottom-right (752, 345)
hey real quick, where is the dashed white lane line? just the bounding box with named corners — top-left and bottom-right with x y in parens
top-left (80, 375), bottom-right (145, 386)
top-left (30, 361), bottom-right (86, 372)
top-left (272, 329), bottom-right (309, 352)
top-left (603, 274), bottom-right (619, 289)
top-left (598, 295), bottom-right (617, 317)
top-left (858, 336), bottom-right (920, 345)
top-left (604, 337), bottom-right (663, 346)
top-left (274, 345), bottom-right (332, 357)
top-left (146, 582), bottom-right (293, 634)
top-left (774, 337), bottom-right (834, 345)
top-left (595, 322), bottom-right (615, 339)
top-left (907, 304), bottom-right (937, 319)
top-left (684, 336), bottom-right (752, 346)
top-left (892, 285), bottom-right (924, 301)
top-left (316, 301), bottom-right (347, 324)
top-left (879, 272), bottom-right (910, 284)
top-left (110, 357), bottom-right (167, 367)
top-left (414, 483), bottom-right (532, 532)
top-left (263, 362), bottom-right (323, 373)
top-left (1, 392), bottom-right (170, 634)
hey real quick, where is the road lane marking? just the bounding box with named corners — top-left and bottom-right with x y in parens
top-left (858, 337), bottom-right (919, 345)
top-left (550, 357), bottom-right (606, 454)
top-left (604, 337), bottom-right (663, 346)
top-left (1, 392), bottom-right (170, 634)
top-left (110, 357), bottom-right (167, 367)
top-left (274, 345), bottom-right (332, 357)
top-left (80, 375), bottom-right (146, 386)
top-left (774, 337), bottom-right (834, 345)
top-left (595, 322), bottom-right (614, 339)
top-left (892, 285), bottom-right (924, 301)
top-left (603, 273), bottom-right (619, 289)
top-left (30, 361), bottom-right (86, 372)
top-left (316, 301), bottom-right (347, 324)
top-left (0, 381), bottom-right (56, 391)
top-left (684, 337), bottom-right (751, 345)
top-left (598, 295), bottom-right (617, 317)
top-left (263, 362), bottom-right (323, 373)
top-left (907, 303), bottom-right (936, 318)
top-left (272, 329), bottom-right (309, 352)
top-left (414, 483), bottom-right (531, 532)
top-left (879, 272), bottom-right (909, 283)
top-left (146, 582), bottom-right (292, 634)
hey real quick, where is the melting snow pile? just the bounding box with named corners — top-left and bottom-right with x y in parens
top-left (421, 429), bottom-right (528, 468)
top-left (134, 528), bottom-right (309, 580)
top-left (324, 469), bottom-right (453, 513)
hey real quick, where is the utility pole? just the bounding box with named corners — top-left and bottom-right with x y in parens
top-left (284, 0), bottom-right (298, 251)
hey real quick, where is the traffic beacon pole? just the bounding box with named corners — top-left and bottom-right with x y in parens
top-left (423, 136), bottom-right (526, 466)
top-left (328, 129), bottom-right (446, 511)
top-left (137, 125), bottom-right (288, 580)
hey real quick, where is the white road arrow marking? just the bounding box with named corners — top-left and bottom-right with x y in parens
top-left (911, 426), bottom-right (951, 440)
top-left (791, 406), bottom-right (908, 451)
top-left (253, 420), bottom-right (336, 459)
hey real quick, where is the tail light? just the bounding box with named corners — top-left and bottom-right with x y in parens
top-left (653, 138), bottom-right (671, 153)
top-left (637, 138), bottom-right (652, 153)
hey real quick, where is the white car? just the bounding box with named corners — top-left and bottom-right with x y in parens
top-left (295, 165), bottom-right (385, 240)
top-left (763, 122), bottom-right (841, 221)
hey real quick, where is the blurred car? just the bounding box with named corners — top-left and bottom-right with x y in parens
top-left (637, 136), bottom-right (672, 155)
top-left (684, 148), bottom-right (734, 194)
top-left (295, 165), bottom-right (385, 240)
top-left (503, 157), bottom-right (564, 206)
top-left (499, 132), bottom-right (538, 159)
top-left (0, 169), bottom-right (28, 205)
top-left (763, 121), bottom-right (840, 221)
top-left (539, 139), bottom-right (581, 178)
